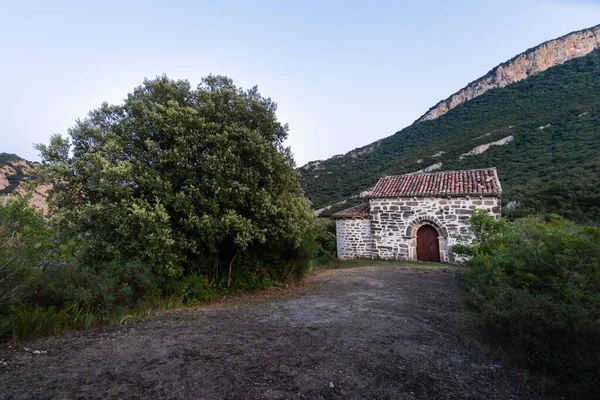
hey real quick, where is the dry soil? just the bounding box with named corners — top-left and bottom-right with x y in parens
top-left (0, 265), bottom-right (528, 399)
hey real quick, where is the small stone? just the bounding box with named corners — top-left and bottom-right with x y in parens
top-left (328, 382), bottom-right (335, 389)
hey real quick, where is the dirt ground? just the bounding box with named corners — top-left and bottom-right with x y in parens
top-left (0, 265), bottom-right (529, 399)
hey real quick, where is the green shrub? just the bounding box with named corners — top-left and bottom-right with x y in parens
top-left (314, 219), bottom-right (337, 265)
top-left (229, 264), bottom-right (276, 294)
top-left (177, 275), bottom-right (222, 304)
top-left (33, 259), bottom-right (159, 316)
top-left (0, 303), bottom-right (71, 340)
top-left (282, 229), bottom-right (319, 281)
top-left (0, 196), bottom-right (52, 312)
top-left (478, 287), bottom-right (599, 375)
top-left (460, 212), bottom-right (600, 397)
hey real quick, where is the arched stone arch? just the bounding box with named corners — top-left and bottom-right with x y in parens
top-left (404, 216), bottom-right (449, 263)
top-left (405, 216), bottom-right (448, 238)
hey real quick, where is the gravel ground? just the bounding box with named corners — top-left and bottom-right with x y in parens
top-left (0, 265), bottom-right (529, 399)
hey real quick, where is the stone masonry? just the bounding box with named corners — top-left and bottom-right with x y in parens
top-left (335, 219), bottom-right (372, 260)
top-left (370, 196), bottom-right (501, 263)
top-left (332, 168), bottom-right (503, 263)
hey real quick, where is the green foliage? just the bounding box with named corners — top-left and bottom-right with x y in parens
top-left (301, 48), bottom-right (600, 225)
top-left (0, 303), bottom-right (71, 340)
top-left (460, 213), bottom-right (600, 397)
top-left (33, 259), bottom-right (159, 314)
top-left (263, 229), bottom-right (319, 283)
top-left (0, 76), bottom-right (321, 342)
top-left (452, 209), bottom-right (507, 256)
top-left (177, 275), bottom-right (221, 304)
top-left (35, 75), bottom-right (314, 285)
top-left (0, 153), bottom-right (21, 165)
top-left (0, 196), bottom-right (52, 311)
top-left (313, 219), bottom-right (337, 264)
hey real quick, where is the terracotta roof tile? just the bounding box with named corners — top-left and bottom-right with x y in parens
top-left (331, 203), bottom-right (370, 219)
top-left (371, 168), bottom-right (501, 198)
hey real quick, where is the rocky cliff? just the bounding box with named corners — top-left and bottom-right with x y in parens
top-left (0, 154), bottom-right (49, 214)
top-left (418, 24), bottom-right (600, 122)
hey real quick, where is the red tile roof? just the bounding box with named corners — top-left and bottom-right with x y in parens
top-left (370, 168), bottom-right (502, 198)
top-left (331, 203), bottom-right (370, 219)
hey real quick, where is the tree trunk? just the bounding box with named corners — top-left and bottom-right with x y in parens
top-left (227, 251), bottom-right (240, 290)
top-left (213, 255), bottom-right (220, 281)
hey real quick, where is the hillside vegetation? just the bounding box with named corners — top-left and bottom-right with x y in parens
top-left (457, 211), bottom-right (600, 396)
top-left (0, 153), bottom-right (29, 195)
top-left (301, 48), bottom-right (600, 225)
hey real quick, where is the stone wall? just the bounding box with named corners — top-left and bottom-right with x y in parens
top-left (335, 219), bottom-right (372, 260)
top-left (370, 196), bottom-right (501, 263)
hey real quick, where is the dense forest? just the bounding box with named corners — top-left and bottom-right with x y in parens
top-left (300, 48), bottom-right (600, 225)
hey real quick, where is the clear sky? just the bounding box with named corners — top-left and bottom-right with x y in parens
top-left (2, 0), bottom-right (600, 166)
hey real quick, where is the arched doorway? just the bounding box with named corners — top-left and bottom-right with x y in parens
top-left (416, 225), bottom-right (440, 262)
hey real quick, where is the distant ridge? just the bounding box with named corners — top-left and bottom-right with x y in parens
top-left (417, 24), bottom-right (600, 122)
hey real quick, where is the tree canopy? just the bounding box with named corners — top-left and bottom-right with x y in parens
top-left (36, 75), bottom-right (313, 284)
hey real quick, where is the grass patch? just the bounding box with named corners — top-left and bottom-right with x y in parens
top-left (1, 296), bottom-right (187, 344)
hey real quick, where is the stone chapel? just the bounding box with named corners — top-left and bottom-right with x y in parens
top-left (331, 168), bottom-right (502, 263)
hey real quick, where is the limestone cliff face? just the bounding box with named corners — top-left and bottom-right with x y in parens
top-left (418, 24), bottom-right (600, 122)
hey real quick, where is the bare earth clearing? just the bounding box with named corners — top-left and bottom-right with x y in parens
top-left (0, 265), bottom-right (527, 399)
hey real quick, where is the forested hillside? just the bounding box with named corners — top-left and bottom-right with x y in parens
top-left (300, 48), bottom-right (600, 225)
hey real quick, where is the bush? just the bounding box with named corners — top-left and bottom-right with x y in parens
top-left (314, 219), bottom-right (337, 265)
top-left (177, 275), bottom-right (222, 304)
top-left (2, 259), bottom-right (161, 340)
top-left (264, 229), bottom-right (319, 283)
top-left (0, 196), bottom-right (52, 312)
top-left (460, 212), bottom-right (600, 397)
top-left (0, 303), bottom-right (71, 340)
top-left (33, 259), bottom-right (159, 316)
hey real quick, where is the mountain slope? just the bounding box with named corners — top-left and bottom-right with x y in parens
top-left (0, 153), bottom-right (49, 213)
top-left (0, 153), bottom-right (31, 195)
top-left (418, 24), bottom-right (600, 122)
top-left (300, 47), bottom-right (600, 225)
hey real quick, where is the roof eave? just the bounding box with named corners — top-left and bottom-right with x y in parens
top-left (331, 214), bottom-right (371, 220)
top-left (369, 193), bottom-right (501, 199)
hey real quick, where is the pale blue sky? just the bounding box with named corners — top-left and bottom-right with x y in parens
top-left (2, 0), bottom-right (600, 166)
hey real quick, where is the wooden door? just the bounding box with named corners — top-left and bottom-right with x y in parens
top-left (416, 225), bottom-right (440, 262)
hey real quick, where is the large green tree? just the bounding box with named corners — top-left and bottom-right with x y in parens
top-left (36, 75), bottom-right (313, 285)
